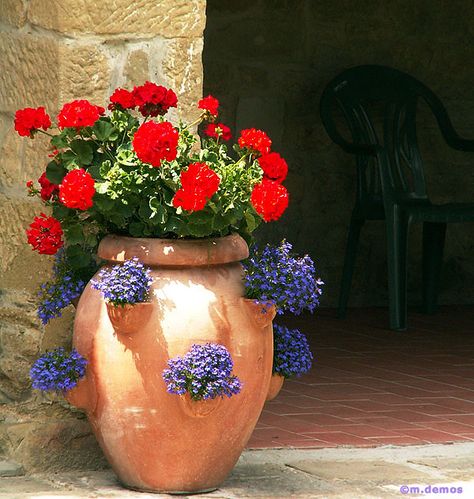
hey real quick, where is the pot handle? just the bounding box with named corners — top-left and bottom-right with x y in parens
top-left (64, 375), bottom-right (97, 413)
top-left (242, 298), bottom-right (276, 328)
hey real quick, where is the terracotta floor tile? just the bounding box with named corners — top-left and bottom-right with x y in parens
top-left (400, 428), bottom-right (467, 443)
top-left (425, 421), bottom-right (474, 434)
top-left (304, 425), bottom-right (403, 438)
top-left (308, 432), bottom-right (373, 446)
top-left (377, 410), bottom-right (446, 423)
top-left (250, 306), bottom-right (474, 450)
top-left (368, 436), bottom-right (426, 445)
top-left (446, 414), bottom-right (474, 425)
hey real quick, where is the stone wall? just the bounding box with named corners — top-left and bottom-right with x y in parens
top-left (204, 0), bottom-right (474, 308)
top-left (0, 0), bottom-right (206, 472)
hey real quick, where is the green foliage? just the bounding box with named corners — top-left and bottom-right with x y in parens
top-left (34, 108), bottom-right (266, 275)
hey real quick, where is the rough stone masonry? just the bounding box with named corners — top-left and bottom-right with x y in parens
top-left (0, 0), bottom-right (206, 472)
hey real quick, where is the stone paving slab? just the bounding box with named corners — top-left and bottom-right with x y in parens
top-left (2, 443), bottom-right (474, 498)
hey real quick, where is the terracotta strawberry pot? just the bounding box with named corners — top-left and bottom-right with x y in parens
top-left (66, 233), bottom-right (275, 494)
top-left (265, 374), bottom-right (285, 402)
top-left (106, 302), bottom-right (153, 336)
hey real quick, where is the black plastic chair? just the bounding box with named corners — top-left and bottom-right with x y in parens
top-left (320, 65), bottom-right (474, 331)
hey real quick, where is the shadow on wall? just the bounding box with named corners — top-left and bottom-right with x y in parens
top-left (203, 0), bottom-right (474, 308)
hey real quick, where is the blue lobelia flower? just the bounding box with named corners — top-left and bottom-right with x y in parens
top-left (273, 324), bottom-right (313, 378)
top-left (242, 240), bottom-right (324, 315)
top-left (91, 257), bottom-right (153, 307)
top-left (37, 248), bottom-right (91, 325)
top-left (30, 347), bottom-right (87, 393)
top-left (163, 343), bottom-right (242, 401)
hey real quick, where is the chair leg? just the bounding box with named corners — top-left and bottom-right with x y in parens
top-left (385, 206), bottom-right (410, 331)
top-left (338, 217), bottom-right (364, 319)
top-left (422, 222), bottom-right (446, 314)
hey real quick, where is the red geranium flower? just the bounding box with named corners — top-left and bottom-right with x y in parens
top-left (26, 213), bottom-right (64, 255)
top-left (59, 169), bottom-right (95, 210)
top-left (238, 128), bottom-right (272, 156)
top-left (132, 121), bottom-right (179, 167)
top-left (172, 188), bottom-right (208, 212)
top-left (198, 95), bottom-right (219, 117)
top-left (57, 100), bottom-right (105, 129)
top-left (173, 162), bottom-right (220, 212)
top-left (14, 107), bottom-right (51, 137)
top-left (180, 162), bottom-right (220, 199)
top-left (132, 82), bottom-right (177, 117)
top-left (258, 152), bottom-right (288, 183)
top-left (38, 172), bottom-right (59, 201)
top-left (204, 123), bottom-right (232, 141)
top-left (108, 88), bottom-right (135, 111)
top-left (251, 179), bottom-right (289, 222)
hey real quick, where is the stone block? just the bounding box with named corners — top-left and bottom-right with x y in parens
top-left (9, 420), bottom-right (107, 472)
top-left (0, 460), bottom-right (24, 477)
top-left (163, 38), bottom-right (204, 121)
top-left (28, 0), bottom-right (206, 39)
top-left (0, 33), bottom-right (60, 112)
top-left (0, 33), bottom-right (111, 113)
top-left (124, 50), bottom-right (150, 88)
top-left (0, 0), bottom-right (27, 27)
top-left (0, 113), bottom-right (50, 190)
top-left (0, 194), bottom-right (46, 273)
top-left (58, 44), bottom-right (111, 104)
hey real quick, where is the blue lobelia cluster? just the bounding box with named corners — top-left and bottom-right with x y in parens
top-left (163, 343), bottom-right (242, 401)
top-left (37, 249), bottom-right (87, 325)
top-left (242, 240), bottom-right (324, 315)
top-left (272, 324), bottom-right (313, 378)
top-left (30, 347), bottom-right (87, 392)
top-left (91, 257), bottom-right (153, 306)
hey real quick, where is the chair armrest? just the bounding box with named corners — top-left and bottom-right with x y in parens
top-left (424, 93), bottom-right (474, 152)
top-left (322, 118), bottom-right (378, 156)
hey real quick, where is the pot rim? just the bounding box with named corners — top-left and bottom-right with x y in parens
top-left (97, 233), bottom-right (249, 266)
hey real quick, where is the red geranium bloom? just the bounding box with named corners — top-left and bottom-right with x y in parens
top-left (57, 100), bottom-right (105, 129)
top-left (172, 188), bottom-right (207, 212)
top-left (180, 162), bottom-right (220, 199)
top-left (132, 82), bottom-right (178, 117)
top-left (38, 172), bottom-right (59, 201)
top-left (173, 162), bottom-right (220, 212)
top-left (251, 179), bottom-right (289, 222)
top-left (238, 128), bottom-right (272, 156)
top-left (108, 88), bottom-right (135, 111)
top-left (258, 152), bottom-right (288, 183)
top-left (26, 213), bottom-right (64, 255)
top-left (204, 123), bottom-right (232, 141)
top-left (198, 95), bottom-right (219, 117)
top-left (59, 169), bottom-right (95, 210)
top-left (132, 121), bottom-right (179, 167)
top-left (14, 107), bottom-right (51, 137)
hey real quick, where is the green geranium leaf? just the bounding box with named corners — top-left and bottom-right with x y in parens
top-left (95, 181), bottom-right (110, 195)
top-left (87, 164), bottom-right (103, 180)
top-left (66, 245), bottom-right (92, 269)
top-left (45, 161), bottom-right (67, 184)
top-left (93, 193), bottom-right (114, 211)
top-left (129, 222), bottom-right (145, 237)
top-left (244, 211), bottom-right (259, 233)
top-left (93, 121), bottom-right (118, 141)
top-left (70, 140), bottom-right (94, 165)
top-left (164, 216), bottom-right (184, 234)
top-left (52, 204), bottom-right (70, 220)
top-left (187, 223), bottom-right (213, 237)
top-left (50, 135), bottom-right (68, 149)
top-left (65, 225), bottom-right (84, 245)
top-left (149, 198), bottom-right (168, 224)
top-left (60, 150), bottom-right (78, 168)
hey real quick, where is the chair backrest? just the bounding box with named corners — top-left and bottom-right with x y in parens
top-left (320, 65), bottom-right (452, 205)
